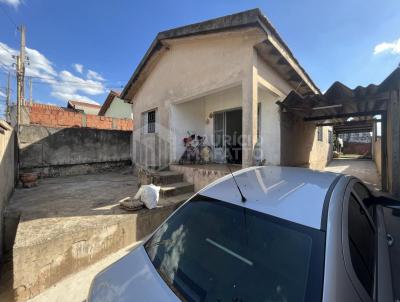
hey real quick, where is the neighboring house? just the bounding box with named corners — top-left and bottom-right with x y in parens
top-left (67, 100), bottom-right (101, 115)
top-left (99, 90), bottom-right (133, 119)
top-left (120, 8), bottom-right (332, 169)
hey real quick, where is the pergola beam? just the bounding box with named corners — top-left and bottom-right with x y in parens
top-left (303, 110), bottom-right (385, 122)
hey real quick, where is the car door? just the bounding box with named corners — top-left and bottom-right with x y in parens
top-left (342, 179), bottom-right (377, 302)
top-left (352, 182), bottom-right (394, 302)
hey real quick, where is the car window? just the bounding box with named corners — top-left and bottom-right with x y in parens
top-left (145, 195), bottom-right (325, 302)
top-left (353, 182), bottom-right (374, 219)
top-left (348, 193), bottom-right (375, 296)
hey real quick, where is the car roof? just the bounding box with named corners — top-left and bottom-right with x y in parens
top-left (199, 166), bottom-right (341, 230)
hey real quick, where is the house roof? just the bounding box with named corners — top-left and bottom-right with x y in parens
top-left (28, 103), bottom-right (72, 111)
top-left (120, 8), bottom-right (320, 102)
top-left (278, 66), bottom-right (400, 125)
top-left (98, 90), bottom-right (121, 116)
top-left (67, 100), bottom-right (102, 110)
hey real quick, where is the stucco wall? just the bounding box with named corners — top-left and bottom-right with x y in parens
top-left (259, 88), bottom-right (281, 165)
top-left (0, 121), bottom-right (16, 263)
top-left (131, 29), bottom-right (264, 167)
top-left (19, 125), bottom-right (132, 177)
top-left (171, 98), bottom-right (206, 161)
top-left (170, 85), bottom-right (284, 165)
top-left (374, 137), bottom-right (382, 176)
top-left (281, 112), bottom-right (332, 170)
top-left (104, 97), bottom-right (133, 119)
top-left (308, 126), bottom-right (333, 170)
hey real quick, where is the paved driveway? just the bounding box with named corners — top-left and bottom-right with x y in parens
top-left (324, 158), bottom-right (381, 192)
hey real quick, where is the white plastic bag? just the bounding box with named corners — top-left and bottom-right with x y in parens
top-left (134, 184), bottom-right (160, 209)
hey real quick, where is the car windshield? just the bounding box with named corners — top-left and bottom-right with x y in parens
top-left (145, 195), bottom-right (325, 302)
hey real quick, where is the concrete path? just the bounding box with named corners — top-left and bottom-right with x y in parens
top-left (324, 158), bottom-right (381, 192)
top-left (0, 168), bottom-right (189, 301)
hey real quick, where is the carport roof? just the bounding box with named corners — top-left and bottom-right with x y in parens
top-left (278, 66), bottom-right (400, 124)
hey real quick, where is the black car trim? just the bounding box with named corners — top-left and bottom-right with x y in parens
top-left (320, 175), bottom-right (342, 231)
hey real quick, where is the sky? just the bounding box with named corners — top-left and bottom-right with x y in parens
top-left (0, 0), bottom-right (400, 113)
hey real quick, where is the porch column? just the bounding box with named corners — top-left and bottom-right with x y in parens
top-left (389, 89), bottom-right (400, 197)
top-left (242, 49), bottom-right (258, 168)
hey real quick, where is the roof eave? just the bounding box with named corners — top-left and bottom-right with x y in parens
top-left (120, 8), bottom-right (320, 102)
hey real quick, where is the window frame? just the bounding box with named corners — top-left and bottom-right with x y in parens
top-left (342, 179), bottom-right (377, 301)
top-left (142, 108), bottom-right (157, 134)
top-left (328, 129), bottom-right (333, 144)
top-left (317, 126), bottom-right (323, 142)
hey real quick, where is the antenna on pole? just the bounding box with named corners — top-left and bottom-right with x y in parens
top-left (227, 165), bottom-right (246, 203)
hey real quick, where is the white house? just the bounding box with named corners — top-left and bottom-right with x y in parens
top-left (120, 9), bottom-right (332, 170)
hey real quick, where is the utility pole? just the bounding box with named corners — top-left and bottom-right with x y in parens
top-left (16, 55), bottom-right (21, 126)
top-left (19, 25), bottom-right (25, 106)
top-left (15, 24), bottom-right (26, 128)
top-left (29, 76), bottom-right (32, 105)
top-left (6, 72), bottom-right (11, 121)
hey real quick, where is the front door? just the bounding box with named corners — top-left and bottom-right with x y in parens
top-left (213, 109), bottom-right (242, 164)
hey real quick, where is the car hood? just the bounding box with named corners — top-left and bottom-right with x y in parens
top-left (88, 245), bottom-right (179, 302)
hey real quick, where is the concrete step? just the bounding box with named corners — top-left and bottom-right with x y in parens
top-left (152, 171), bottom-right (184, 185)
top-left (160, 182), bottom-right (194, 198)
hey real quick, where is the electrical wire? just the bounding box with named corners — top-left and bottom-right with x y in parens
top-left (0, 42), bottom-right (14, 55)
top-left (0, 5), bottom-right (18, 28)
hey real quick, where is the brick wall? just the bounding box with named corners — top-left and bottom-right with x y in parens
top-left (343, 142), bottom-right (372, 157)
top-left (25, 103), bottom-right (133, 131)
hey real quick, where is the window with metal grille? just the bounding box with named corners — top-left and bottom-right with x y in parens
top-left (328, 130), bottom-right (333, 144)
top-left (147, 110), bottom-right (156, 133)
top-left (317, 126), bottom-right (323, 142)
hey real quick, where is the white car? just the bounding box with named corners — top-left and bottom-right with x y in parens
top-left (88, 166), bottom-right (398, 302)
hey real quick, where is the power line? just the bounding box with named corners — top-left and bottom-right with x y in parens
top-left (0, 42), bottom-right (13, 55)
top-left (0, 5), bottom-right (18, 28)
top-left (30, 79), bottom-right (123, 90)
top-left (3, 71), bottom-right (122, 88)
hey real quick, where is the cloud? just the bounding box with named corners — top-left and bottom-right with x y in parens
top-left (87, 69), bottom-right (105, 81)
top-left (0, 90), bottom-right (6, 98)
top-left (49, 70), bottom-right (105, 104)
top-left (0, 42), bottom-right (56, 79)
top-left (0, 42), bottom-right (16, 72)
top-left (0, 0), bottom-right (21, 8)
top-left (73, 63), bottom-right (83, 74)
top-left (374, 38), bottom-right (400, 55)
top-left (26, 47), bottom-right (57, 78)
top-left (0, 41), bottom-right (106, 105)
top-left (50, 92), bottom-right (100, 105)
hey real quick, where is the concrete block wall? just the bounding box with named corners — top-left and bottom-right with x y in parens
top-left (25, 103), bottom-right (133, 131)
top-left (0, 121), bottom-right (16, 262)
top-left (342, 142), bottom-right (372, 157)
top-left (18, 125), bottom-right (132, 177)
